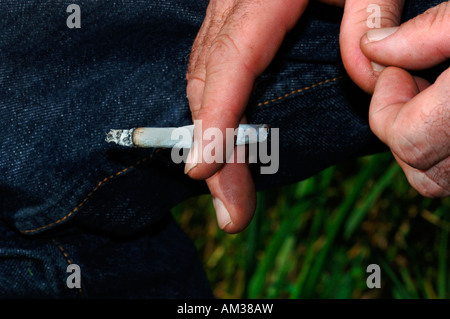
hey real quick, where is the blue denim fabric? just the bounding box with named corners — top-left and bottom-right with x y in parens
top-left (0, 0), bottom-right (442, 298)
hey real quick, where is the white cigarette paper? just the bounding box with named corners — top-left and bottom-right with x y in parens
top-left (106, 124), bottom-right (269, 148)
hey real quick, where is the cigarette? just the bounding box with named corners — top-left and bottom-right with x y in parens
top-left (105, 124), bottom-right (269, 148)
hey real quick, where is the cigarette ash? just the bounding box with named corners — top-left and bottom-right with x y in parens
top-left (105, 129), bottom-right (135, 147)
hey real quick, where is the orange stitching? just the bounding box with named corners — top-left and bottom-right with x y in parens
top-left (21, 157), bottom-right (149, 234)
top-left (256, 76), bottom-right (343, 108)
top-left (20, 78), bottom-right (341, 234)
top-left (51, 239), bottom-right (84, 297)
top-left (52, 240), bottom-right (73, 264)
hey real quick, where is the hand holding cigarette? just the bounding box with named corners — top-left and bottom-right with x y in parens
top-left (185, 0), bottom-right (310, 233)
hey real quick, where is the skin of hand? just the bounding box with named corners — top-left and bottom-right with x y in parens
top-left (183, 0), bottom-right (411, 233)
top-left (340, 0), bottom-right (406, 94)
top-left (360, 2), bottom-right (450, 198)
top-left (185, 0), bottom-right (310, 233)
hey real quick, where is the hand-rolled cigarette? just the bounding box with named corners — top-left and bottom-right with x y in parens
top-left (105, 124), bottom-right (269, 148)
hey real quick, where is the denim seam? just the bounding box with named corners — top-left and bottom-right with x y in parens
top-left (20, 155), bottom-right (155, 235)
top-left (51, 239), bottom-right (84, 298)
top-left (256, 75), bottom-right (343, 108)
top-left (19, 77), bottom-right (342, 235)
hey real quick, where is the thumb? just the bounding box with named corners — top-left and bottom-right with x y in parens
top-left (361, 1), bottom-right (450, 70)
top-left (340, 0), bottom-right (405, 93)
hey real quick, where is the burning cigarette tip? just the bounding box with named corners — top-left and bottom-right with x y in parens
top-left (105, 129), bottom-right (135, 147)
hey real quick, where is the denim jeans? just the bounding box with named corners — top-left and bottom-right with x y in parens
top-left (0, 0), bottom-right (442, 298)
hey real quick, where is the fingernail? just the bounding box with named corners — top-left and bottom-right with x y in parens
top-left (371, 61), bottom-right (386, 73)
top-left (184, 161), bottom-right (197, 174)
top-left (184, 143), bottom-right (198, 174)
top-left (366, 26), bottom-right (399, 42)
top-left (213, 197), bottom-right (231, 230)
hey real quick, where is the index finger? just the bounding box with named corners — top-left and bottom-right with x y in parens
top-left (186, 0), bottom-right (309, 180)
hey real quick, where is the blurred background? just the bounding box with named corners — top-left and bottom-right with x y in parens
top-left (171, 151), bottom-right (450, 299)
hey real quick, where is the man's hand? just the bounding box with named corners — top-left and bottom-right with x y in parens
top-left (340, 0), bottom-right (406, 94)
top-left (361, 2), bottom-right (450, 197)
top-left (185, 0), bottom-right (309, 233)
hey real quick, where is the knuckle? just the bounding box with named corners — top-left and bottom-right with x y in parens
top-left (186, 62), bottom-right (206, 83)
top-left (187, 43), bottom-right (207, 80)
top-left (207, 33), bottom-right (240, 65)
top-left (392, 96), bottom-right (450, 170)
top-left (393, 129), bottom-right (430, 170)
top-left (413, 2), bottom-right (450, 32)
top-left (428, 101), bottom-right (450, 142)
top-left (405, 164), bottom-right (450, 199)
top-left (424, 169), bottom-right (450, 198)
top-left (378, 2), bottom-right (403, 27)
top-left (186, 61), bottom-right (195, 80)
top-left (379, 15), bottom-right (400, 28)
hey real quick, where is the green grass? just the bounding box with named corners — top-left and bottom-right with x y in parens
top-left (171, 152), bottom-right (450, 299)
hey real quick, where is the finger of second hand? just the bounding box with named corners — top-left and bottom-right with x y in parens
top-left (394, 153), bottom-right (450, 198)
